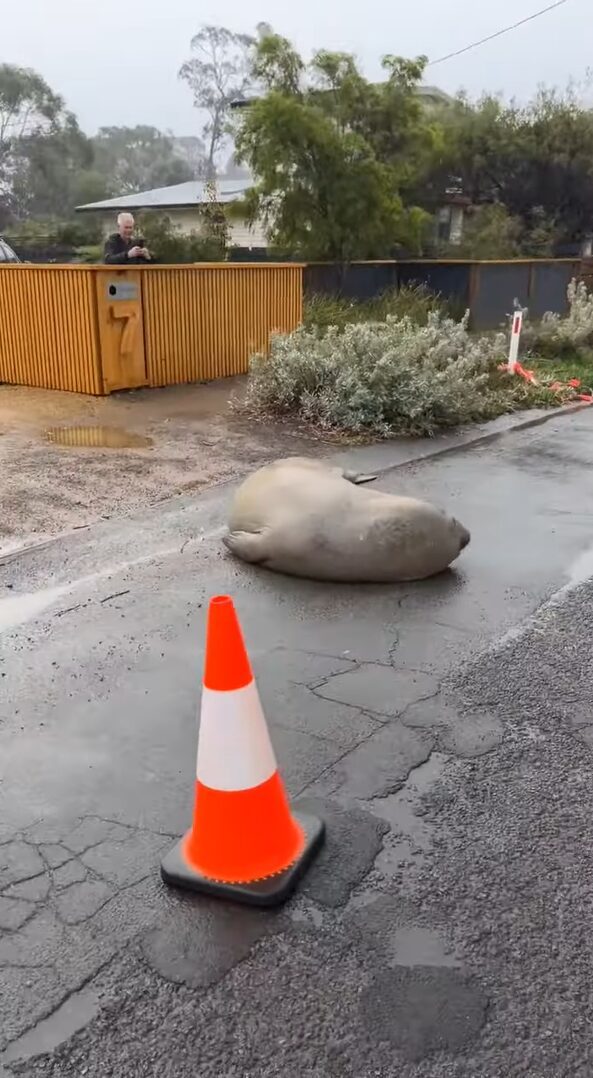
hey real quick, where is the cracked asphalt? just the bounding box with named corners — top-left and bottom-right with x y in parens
top-left (1, 410), bottom-right (593, 1076)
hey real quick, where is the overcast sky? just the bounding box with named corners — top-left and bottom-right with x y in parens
top-left (2, 0), bottom-right (589, 136)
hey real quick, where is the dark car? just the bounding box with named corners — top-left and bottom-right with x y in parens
top-left (0, 238), bottom-right (20, 263)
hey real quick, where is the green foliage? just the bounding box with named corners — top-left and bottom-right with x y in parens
top-left (237, 101), bottom-right (405, 261)
top-left (12, 123), bottom-right (97, 221)
top-left (438, 201), bottom-right (559, 261)
top-left (0, 63), bottom-right (85, 222)
top-left (91, 126), bottom-right (196, 195)
top-left (303, 286), bottom-right (442, 332)
top-left (136, 213), bottom-right (227, 264)
top-left (523, 279), bottom-right (593, 358)
top-left (523, 280), bottom-right (593, 401)
top-left (70, 169), bottom-right (112, 208)
top-left (531, 352), bottom-right (593, 397)
top-left (74, 245), bottom-right (102, 264)
top-left (0, 63), bottom-right (57, 114)
top-left (53, 218), bottom-right (103, 245)
top-left (239, 310), bottom-right (543, 438)
top-left (440, 204), bottom-right (523, 260)
top-left (201, 179), bottom-right (230, 250)
top-left (0, 65), bottom-right (200, 227)
top-left (520, 206), bottom-right (559, 257)
top-left (3, 218), bottom-right (50, 242)
top-left (234, 35), bottom-right (434, 261)
top-left (0, 63), bottom-right (64, 154)
top-left (233, 46), bottom-right (593, 257)
top-left (136, 179), bottom-right (230, 262)
top-left (427, 85), bottom-right (593, 250)
top-left (5, 215), bottom-right (102, 248)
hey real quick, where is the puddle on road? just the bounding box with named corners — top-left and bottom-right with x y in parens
top-left (0, 585), bottom-right (71, 633)
top-left (365, 753), bottom-right (449, 876)
top-left (45, 426), bottom-right (153, 449)
top-left (391, 925), bottom-right (460, 969)
top-left (371, 753), bottom-right (449, 839)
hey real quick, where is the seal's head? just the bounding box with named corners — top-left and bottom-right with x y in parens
top-left (453, 519), bottom-right (471, 551)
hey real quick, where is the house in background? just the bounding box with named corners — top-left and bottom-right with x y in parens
top-left (415, 85), bottom-right (455, 109)
top-left (434, 179), bottom-right (473, 247)
top-left (75, 176), bottom-right (267, 250)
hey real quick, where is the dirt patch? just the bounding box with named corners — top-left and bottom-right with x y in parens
top-left (0, 379), bottom-right (319, 556)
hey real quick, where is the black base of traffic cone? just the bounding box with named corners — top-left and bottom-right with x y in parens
top-left (160, 810), bottom-right (325, 908)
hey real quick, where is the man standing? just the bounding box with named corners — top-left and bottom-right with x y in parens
top-left (103, 213), bottom-right (153, 265)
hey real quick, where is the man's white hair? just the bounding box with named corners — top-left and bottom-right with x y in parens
top-left (117, 212), bottom-right (135, 226)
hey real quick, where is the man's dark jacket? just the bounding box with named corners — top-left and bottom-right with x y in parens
top-left (103, 233), bottom-right (149, 265)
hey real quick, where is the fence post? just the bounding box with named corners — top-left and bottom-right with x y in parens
top-left (507, 300), bottom-right (526, 373)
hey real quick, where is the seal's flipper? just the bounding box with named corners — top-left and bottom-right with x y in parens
top-left (223, 529), bottom-right (269, 565)
top-left (342, 469), bottom-right (378, 485)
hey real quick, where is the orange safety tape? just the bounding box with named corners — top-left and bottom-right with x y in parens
top-left (514, 363), bottom-right (537, 384)
top-left (500, 363), bottom-right (593, 402)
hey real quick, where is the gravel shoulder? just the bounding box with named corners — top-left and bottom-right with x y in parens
top-left (0, 379), bottom-right (318, 556)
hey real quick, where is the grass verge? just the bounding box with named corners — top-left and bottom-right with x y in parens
top-left (530, 352), bottom-right (593, 396)
top-left (303, 286), bottom-right (446, 332)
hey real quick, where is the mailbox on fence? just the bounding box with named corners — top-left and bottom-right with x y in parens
top-left (95, 271), bottom-right (148, 393)
top-left (106, 280), bottom-right (139, 301)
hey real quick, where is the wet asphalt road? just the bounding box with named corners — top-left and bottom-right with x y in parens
top-left (1, 411), bottom-right (593, 1077)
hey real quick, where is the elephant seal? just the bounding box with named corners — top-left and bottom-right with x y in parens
top-left (223, 456), bottom-right (470, 583)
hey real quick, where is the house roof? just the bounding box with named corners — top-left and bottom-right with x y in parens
top-left (76, 177), bottom-right (252, 213)
top-left (418, 85), bottom-right (455, 105)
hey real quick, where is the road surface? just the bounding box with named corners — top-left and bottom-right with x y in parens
top-left (2, 411), bottom-right (593, 1077)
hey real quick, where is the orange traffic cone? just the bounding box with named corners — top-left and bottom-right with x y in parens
top-left (161, 595), bottom-right (325, 906)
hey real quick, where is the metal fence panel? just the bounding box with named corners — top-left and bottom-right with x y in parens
top-left (142, 264), bottom-right (304, 388)
top-left (0, 266), bottom-right (102, 394)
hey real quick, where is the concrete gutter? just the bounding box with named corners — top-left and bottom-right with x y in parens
top-left (328, 401), bottom-right (592, 477)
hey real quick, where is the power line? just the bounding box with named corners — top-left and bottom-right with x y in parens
top-left (427, 0), bottom-right (571, 67)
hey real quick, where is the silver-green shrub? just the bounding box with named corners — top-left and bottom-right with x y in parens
top-left (242, 310), bottom-right (513, 437)
top-left (523, 280), bottom-right (593, 357)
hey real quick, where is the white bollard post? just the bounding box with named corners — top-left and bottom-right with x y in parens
top-left (508, 309), bottom-right (523, 373)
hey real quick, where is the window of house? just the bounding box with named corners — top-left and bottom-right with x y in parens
top-left (436, 207), bottom-right (452, 242)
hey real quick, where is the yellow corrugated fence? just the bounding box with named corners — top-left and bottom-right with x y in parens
top-left (0, 266), bottom-right (102, 394)
top-left (142, 264), bottom-right (303, 387)
top-left (0, 263), bottom-right (304, 396)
